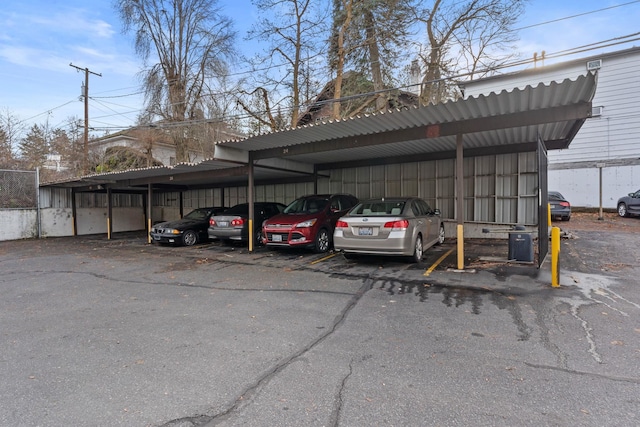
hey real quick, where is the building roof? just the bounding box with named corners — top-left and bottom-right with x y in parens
top-left (42, 72), bottom-right (596, 191)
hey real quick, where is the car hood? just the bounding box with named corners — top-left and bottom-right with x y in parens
top-left (263, 212), bottom-right (321, 226)
top-left (155, 218), bottom-right (202, 230)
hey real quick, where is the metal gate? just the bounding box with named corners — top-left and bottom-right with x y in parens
top-left (537, 135), bottom-right (549, 267)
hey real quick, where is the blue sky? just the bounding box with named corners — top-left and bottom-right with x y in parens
top-left (1, 0), bottom-right (639, 133)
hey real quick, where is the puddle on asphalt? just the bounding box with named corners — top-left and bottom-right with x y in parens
top-left (377, 280), bottom-right (532, 341)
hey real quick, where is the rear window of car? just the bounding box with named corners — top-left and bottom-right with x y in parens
top-left (224, 204), bottom-right (249, 215)
top-left (350, 201), bottom-right (406, 216)
top-left (184, 209), bottom-right (209, 220)
top-left (284, 197), bottom-right (329, 214)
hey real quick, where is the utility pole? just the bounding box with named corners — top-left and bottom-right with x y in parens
top-left (70, 63), bottom-right (101, 175)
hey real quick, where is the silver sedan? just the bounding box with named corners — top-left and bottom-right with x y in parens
top-left (333, 197), bottom-right (444, 262)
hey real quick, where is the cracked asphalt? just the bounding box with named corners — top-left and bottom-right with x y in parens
top-left (1, 216), bottom-right (639, 427)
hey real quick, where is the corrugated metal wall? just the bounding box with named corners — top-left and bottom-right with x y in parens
top-left (40, 151), bottom-right (539, 225)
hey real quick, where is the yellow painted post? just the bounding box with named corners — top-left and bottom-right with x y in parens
top-left (551, 226), bottom-right (560, 287)
top-left (248, 219), bottom-right (254, 252)
top-left (457, 224), bottom-right (464, 270)
top-left (107, 217), bottom-right (111, 240)
top-left (548, 202), bottom-right (552, 227)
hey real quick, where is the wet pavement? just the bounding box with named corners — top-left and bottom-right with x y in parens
top-left (1, 225), bottom-right (639, 426)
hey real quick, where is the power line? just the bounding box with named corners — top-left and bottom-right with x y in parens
top-left (13, 2), bottom-right (640, 133)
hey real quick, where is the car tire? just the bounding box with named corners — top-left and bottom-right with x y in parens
top-left (254, 229), bottom-right (264, 246)
top-left (182, 230), bottom-right (198, 246)
top-left (618, 202), bottom-right (628, 217)
top-left (314, 228), bottom-right (331, 253)
top-left (437, 224), bottom-right (445, 245)
top-left (410, 235), bottom-right (423, 263)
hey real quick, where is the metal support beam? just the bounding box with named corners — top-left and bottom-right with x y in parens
top-left (456, 134), bottom-right (465, 270)
top-left (147, 184), bottom-right (153, 244)
top-left (251, 102), bottom-right (592, 161)
top-left (107, 187), bottom-right (112, 240)
top-left (248, 152), bottom-right (255, 252)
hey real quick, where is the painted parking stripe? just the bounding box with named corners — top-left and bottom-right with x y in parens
top-left (310, 252), bottom-right (338, 265)
top-left (424, 247), bottom-right (455, 276)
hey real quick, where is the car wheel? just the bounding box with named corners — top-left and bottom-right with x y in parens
top-left (618, 202), bottom-right (628, 217)
top-left (254, 229), bottom-right (264, 246)
top-left (314, 228), bottom-right (331, 253)
top-left (410, 235), bottom-right (423, 263)
top-left (182, 230), bottom-right (198, 246)
top-left (437, 224), bottom-right (445, 245)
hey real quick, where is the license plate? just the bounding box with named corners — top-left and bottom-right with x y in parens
top-left (218, 221), bottom-right (229, 227)
top-left (358, 227), bottom-right (373, 236)
top-left (272, 234), bottom-right (282, 242)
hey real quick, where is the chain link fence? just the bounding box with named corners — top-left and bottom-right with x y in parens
top-left (0, 169), bottom-right (37, 208)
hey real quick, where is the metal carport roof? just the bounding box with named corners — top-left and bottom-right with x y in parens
top-left (42, 72), bottom-right (596, 190)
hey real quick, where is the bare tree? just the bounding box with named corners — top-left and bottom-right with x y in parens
top-left (115, 0), bottom-right (236, 162)
top-left (242, 0), bottom-right (327, 130)
top-left (415, 0), bottom-right (526, 105)
top-left (0, 109), bottom-right (24, 169)
top-left (329, 0), bottom-right (356, 119)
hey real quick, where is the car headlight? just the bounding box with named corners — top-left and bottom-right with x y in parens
top-left (170, 229), bottom-right (181, 235)
top-left (296, 219), bottom-right (317, 228)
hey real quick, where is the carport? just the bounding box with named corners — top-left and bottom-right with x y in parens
top-left (43, 73), bottom-right (597, 269)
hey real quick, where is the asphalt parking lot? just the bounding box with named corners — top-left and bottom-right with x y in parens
top-left (1, 213), bottom-right (639, 427)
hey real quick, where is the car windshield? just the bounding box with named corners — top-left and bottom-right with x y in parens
top-left (184, 209), bottom-right (209, 220)
top-left (549, 192), bottom-right (564, 201)
top-left (350, 201), bottom-right (406, 216)
top-left (223, 204), bottom-right (248, 215)
top-left (284, 198), bottom-right (328, 214)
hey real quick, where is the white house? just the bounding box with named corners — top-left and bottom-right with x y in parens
top-left (460, 46), bottom-right (640, 209)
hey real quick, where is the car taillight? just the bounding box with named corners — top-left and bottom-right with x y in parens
top-left (384, 219), bottom-right (409, 230)
top-left (335, 220), bottom-right (348, 228)
top-left (559, 201), bottom-right (570, 207)
top-left (209, 218), bottom-right (216, 226)
top-left (231, 217), bottom-right (245, 226)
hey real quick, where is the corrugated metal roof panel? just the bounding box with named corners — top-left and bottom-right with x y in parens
top-left (42, 73), bottom-right (596, 188)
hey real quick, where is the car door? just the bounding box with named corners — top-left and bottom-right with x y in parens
top-left (630, 190), bottom-right (640, 214)
top-left (423, 200), bottom-right (440, 244)
top-left (411, 199), bottom-right (430, 242)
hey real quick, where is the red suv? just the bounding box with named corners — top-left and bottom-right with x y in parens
top-left (262, 194), bottom-right (359, 253)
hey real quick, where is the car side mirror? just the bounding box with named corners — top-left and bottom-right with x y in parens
top-left (434, 209), bottom-right (441, 216)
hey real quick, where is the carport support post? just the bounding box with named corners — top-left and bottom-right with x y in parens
top-left (248, 153), bottom-right (255, 252)
top-left (456, 134), bottom-right (465, 270)
top-left (71, 188), bottom-right (77, 236)
top-left (147, 184), bottom-right (153, 244)
top-left (107, 187), bottom-right (112, 240)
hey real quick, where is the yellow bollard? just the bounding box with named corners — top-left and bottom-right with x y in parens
top-left (551, 226), bottom-right (560, 287)
top-left (248, 219), bottom-right (253, 252)
top-left (547, 202), bottom-right (552, 227)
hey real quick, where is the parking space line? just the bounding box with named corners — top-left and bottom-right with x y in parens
top-left (424, 247), bottom-right (455, 276)
top-left (310, 253), bottom-right (338, 265)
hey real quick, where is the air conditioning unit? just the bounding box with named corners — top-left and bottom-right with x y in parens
top-left (587, 59), bottom-right (602, 70)
top-left (591, 106), bottom-right (603, 117)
